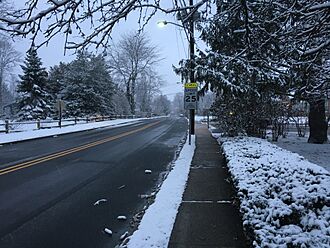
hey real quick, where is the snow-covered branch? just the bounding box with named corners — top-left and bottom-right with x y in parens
top-left (0, 0), bottom-right (209, 50)
top-left (302, 39), bottom-right (330, 56)
top-left (309, 2), bottom-right (330, 11)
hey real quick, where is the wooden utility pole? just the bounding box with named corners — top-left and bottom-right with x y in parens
top-left (189, 0), bottom-right (195, 136)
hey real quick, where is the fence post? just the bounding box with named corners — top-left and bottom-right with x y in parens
top-left (5, 119), bottom-right (9, 134)
top-left (37, 119), bottom-right (41, 129)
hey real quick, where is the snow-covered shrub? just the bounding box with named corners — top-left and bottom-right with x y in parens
top-left (219, 136), bottom-right (330, 248)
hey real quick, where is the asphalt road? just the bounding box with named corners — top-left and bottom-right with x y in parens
top-left (0, 117), bottom-right (187, 248)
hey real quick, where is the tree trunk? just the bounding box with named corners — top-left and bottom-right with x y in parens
top-left (126, 80), bottom-right (133, 115)
top-left (130, 75), bottom-right (137, 115)
top-left (130, 96), bottom-right (135, 115)
top-left (308, 99), bottom-right (328, 144)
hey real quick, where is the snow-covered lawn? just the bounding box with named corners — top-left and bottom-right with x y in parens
top-left (0, 119), bottom-right (80, 132)
top-left (195, 115), bottom-right (216, 123)
top-left (274, 132), bottom-right (330, 172)
top-left (126, 135), bottom-right (196, 248)
top-left (0, 118), bottom-right (152, 144)
top-left (216, 136), bottom-right (330, 248)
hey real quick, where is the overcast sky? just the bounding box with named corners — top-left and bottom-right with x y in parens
top-left (12, 3), bottom-right (205, 101)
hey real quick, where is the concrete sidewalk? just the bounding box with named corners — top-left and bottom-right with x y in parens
top-left (168, 124), bottom-right (248, 248)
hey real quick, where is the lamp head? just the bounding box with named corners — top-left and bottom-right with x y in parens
top-left (157, 20), bottom-right (168, 28)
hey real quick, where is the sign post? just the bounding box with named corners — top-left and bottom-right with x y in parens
top-left (55, 100), bottom-right (65, 128)
top-left (184, 82), bottom-right (198, 145)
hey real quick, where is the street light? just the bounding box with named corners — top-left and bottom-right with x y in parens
top-left (157, 20), bottom-right (184, 28)
top-left (157, 1), bottom-right (197, 144)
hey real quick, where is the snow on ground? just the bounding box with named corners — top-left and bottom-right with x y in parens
top-left (0, 119), bottom-right (79, 132)
top-left (126, 135), bottom-right (196, 248)
top-left (0, 118), bottom-right (154, 145)
top-left (195, 115), bottom-right (207, 122)
top-left (215, 135), bottom-right (330, 248)
top-left (195, 115), bottom-right (216, 123)
top-left (274, 132), bottom-right (330, 172)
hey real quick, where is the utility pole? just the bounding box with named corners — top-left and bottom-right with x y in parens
top-left (189, 0), bottom-right (195, 136)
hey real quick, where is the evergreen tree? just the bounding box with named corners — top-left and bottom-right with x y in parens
top-left (16, 48), bottom-right (51, 120)
top-left (47, 62), bottom-right (68, 116)
top-left (176, 1), bottom-right (283, 137)
top-left (89, 54), bottom-right (114, 114)
top-left (177, 0), bottom-right (329, 143)
top-left (47, 63), bottom-right (67, 98)
top-left (61, 51), bottom-right (114, 117)
top-left (112, 86), bottom-right (131, 115)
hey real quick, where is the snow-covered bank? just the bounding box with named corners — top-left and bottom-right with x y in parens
top-left (0, 118), bottom-right (152, 144)
top-left (216, 136), bottom-right (330, 248)
top-left (126, 135), bottom-right (196, 248)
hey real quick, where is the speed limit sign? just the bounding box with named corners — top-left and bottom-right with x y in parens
top-left (184, 83), bottom-right (198, 110)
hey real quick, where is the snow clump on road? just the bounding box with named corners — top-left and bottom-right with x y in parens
top-left (218, 136), bottom-right (330, 248)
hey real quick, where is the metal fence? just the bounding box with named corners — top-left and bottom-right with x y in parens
top-left (0, 115), bottom-right (143, 134)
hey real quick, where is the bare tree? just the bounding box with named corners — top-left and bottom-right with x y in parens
top-left (136, 69), bottom-right (163, 115)
top-left (112, 87), bottom-right (131, 115)
top-left (0, 0), bottom-right (209, 50)
top-left (152, 94), bottom-right (171, 116)
top-left (172, 92), bottom-right (184, 115)
top-left (107, 32), bottom-right (162, 114)
top-left (0, 35), bottom-right (20, 114)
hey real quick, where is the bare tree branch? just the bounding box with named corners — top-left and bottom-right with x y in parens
top-left (107, 31), bottom-right (163, 114)
top-left (0, 35), bottom-right (21, 113)
top-left (0, 0), bottom-right (209, 50)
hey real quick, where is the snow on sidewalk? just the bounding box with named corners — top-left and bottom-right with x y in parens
top-left (216, 136), bottom-right (330, 248)
top-left (0, 118), bottom-right (148, 145)
top-left (126, 135), bottom-right (196, 248)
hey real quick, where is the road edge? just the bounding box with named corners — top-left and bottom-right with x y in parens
top-left (123, 132), bottom-right (196, 248)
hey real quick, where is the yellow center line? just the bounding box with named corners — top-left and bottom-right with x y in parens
top-left (0, 121), bottom-right (160, 176)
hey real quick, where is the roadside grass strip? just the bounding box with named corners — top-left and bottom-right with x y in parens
top-left (126, 135), bottom-right (196, 248)
top-left (217, 136), bottom-right (330, 248)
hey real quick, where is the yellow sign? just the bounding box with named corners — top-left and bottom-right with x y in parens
top-left (184, 82), bottom-right (198, 89)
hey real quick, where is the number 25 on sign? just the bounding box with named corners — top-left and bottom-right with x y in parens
top-left (185, 94), bottom-right (197, 102)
